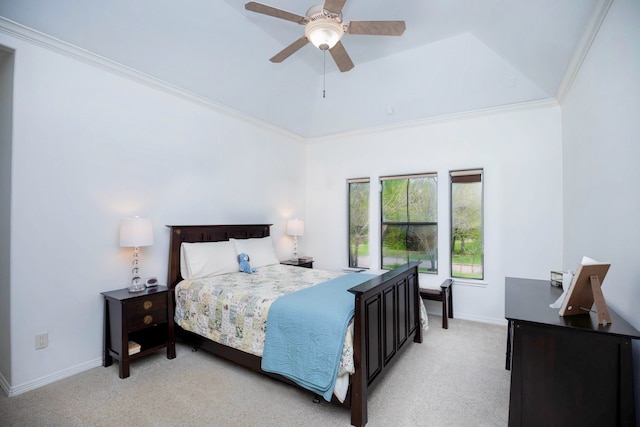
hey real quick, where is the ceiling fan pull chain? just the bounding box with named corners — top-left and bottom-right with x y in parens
top-left (323, 49), bottom-right (326, 98)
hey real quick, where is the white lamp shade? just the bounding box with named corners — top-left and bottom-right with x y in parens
top-left (119, 217), bottom-right (154, 247)
top-left (287, 219), bottom-right (304, 236)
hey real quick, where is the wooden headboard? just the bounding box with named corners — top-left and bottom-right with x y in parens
top-left (165, 224), bottom-right (271, 290)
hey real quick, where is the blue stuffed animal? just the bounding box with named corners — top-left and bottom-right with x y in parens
top-left (238, 253), bottom-right (257, 274)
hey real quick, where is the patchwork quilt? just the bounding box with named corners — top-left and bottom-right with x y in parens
top-left (174, 264), bottom-right (356, 375)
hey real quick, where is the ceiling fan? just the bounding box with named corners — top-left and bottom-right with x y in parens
top-left (245, 0), bottom-right (406, 72)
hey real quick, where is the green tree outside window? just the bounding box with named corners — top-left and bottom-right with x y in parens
top-left (348, 179), bottom-right (370, 269)
top-left (381, 174), bottom-right (437, 274)
top-left (450, 170), bottom-right (483, 279)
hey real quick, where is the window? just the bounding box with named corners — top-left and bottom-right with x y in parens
top-left (348, 178), bottom-right (370, 269)
top-left (380, 173), bottom-right (437, 274)
top-left (450, 169), bottom-right (484, 279)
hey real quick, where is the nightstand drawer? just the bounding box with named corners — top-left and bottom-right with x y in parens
top-left (128, 293), bottom-right (166, 312)
top-left (127, 308), bottom-right (167, 331)
top-left (126, 293), bottom-right (167, 332)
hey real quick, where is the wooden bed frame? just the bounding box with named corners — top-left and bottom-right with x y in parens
top-left (166, 224), bottom-right (423, 426)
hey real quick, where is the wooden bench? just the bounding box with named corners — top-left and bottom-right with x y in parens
top-left (420, 279), bottom-right (454, 329)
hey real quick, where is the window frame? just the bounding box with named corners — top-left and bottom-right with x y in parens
top-left (347, 178), bottom-right (370, 269)
top-left (449, 169), bottom-right (484, 280)
top-left (379, 173), bottom-right (438, 274)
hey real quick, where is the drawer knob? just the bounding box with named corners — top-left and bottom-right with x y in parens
top-left (143, 300), bottom-right (153, 310)
top-left (143, 315), bottom-right (153, 325)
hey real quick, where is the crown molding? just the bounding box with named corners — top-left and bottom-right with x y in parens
top-left (555, 0), bottom-right (613, 104)
top-left (0, 17), bottom-right (305, 142)
top-left (307, 98), bottom-right (560, 144)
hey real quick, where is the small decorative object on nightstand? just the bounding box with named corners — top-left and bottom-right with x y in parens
top-left (281, 256), bottom-right (314, 269)
top-left (101, 285), bottom-right (175, 378)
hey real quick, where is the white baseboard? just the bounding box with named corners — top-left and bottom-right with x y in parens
top-left (454, 312), bottom-right (508, 326)
top-left (5, 357), bottom-right (102, 397)
top-left (0, 370), bottom-right (10, 396)
top-left (425, 308), bottom-right (507, 326)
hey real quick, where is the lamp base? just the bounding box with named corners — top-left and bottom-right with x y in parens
top-left (128, 283), bottom-right (146, 293)
top-left (129, 267), bottom-right (145, 293)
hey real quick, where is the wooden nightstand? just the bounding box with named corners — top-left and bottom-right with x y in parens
top-left (281, 258), bottom-right (314, 269)
top-left (101, 286), bottom-right (175, 378)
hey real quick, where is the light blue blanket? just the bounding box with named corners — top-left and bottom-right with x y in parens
top-left (261, 273), bottom-right (376, 401)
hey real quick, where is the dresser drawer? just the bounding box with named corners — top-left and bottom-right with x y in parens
top-left (126, 293), bottom-right (167, 332)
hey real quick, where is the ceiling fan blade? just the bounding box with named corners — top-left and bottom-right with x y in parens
top-left (329, 41), bottom-right (354, 72)
top-left (347, 20), bottom-right (406, 36)
top-left (323, 0), bottom-right (347, 15)
top-left (270, 36), bottom-right (309, 63)
top-left (245, 2), bottom-right (306, 24)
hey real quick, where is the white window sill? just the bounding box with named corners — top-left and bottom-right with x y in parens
top-left (451, 278), bottom-right (488, 287)
top-left (418, 273), bottom-right (488, 288)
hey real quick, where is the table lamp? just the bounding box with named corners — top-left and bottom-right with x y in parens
top-left (287, 218), bottom-right (304, 261)
top-left (119, 217), bottom-right (153, 292)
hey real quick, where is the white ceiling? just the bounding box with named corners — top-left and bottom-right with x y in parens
top-left (0, 0), bottom-right (604, 138)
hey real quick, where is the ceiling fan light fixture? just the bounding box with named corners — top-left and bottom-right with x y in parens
top-left (305, 18), bottom-right (344, 50)
top-left (246, 1), bottom-right (405, 72)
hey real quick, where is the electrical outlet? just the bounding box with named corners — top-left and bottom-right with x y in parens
top-left (35, 332), bottom-right (48, 350)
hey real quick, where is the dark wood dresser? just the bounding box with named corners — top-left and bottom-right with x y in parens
top-left (505, 277), bottom-right (639, 426)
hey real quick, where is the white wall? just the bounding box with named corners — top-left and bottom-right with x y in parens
top-left (0, 47), bottom-right (14, 390)
top-left (0, 29), bottom-right (305, 394)
top-left (561, 0), bottom-right (640, 412)
top-left (305, 104), bottom-right (564, 323)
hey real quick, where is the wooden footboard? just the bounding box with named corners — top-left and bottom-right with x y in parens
top-left (348, 261), bottom-right (422, 427)
top-left (166, 225), bottom-right (422, 427)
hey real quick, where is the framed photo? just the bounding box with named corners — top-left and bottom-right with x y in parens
top-left (559, 262), bottom-right (611, 324)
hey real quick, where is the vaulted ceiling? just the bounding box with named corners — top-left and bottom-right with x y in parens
top-left (0, 0), bottom-right (605, 138)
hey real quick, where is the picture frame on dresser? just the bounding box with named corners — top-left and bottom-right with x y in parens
top-left (559, 262), bottom-right (611, 324)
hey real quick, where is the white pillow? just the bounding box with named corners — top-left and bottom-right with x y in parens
top-left (180, 241), bottom-right (239, 279)
top-left (230, 236), bottom-right (280, 269)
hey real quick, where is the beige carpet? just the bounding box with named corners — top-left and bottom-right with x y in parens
top-left (1, 317), bottom-right (510, 426)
